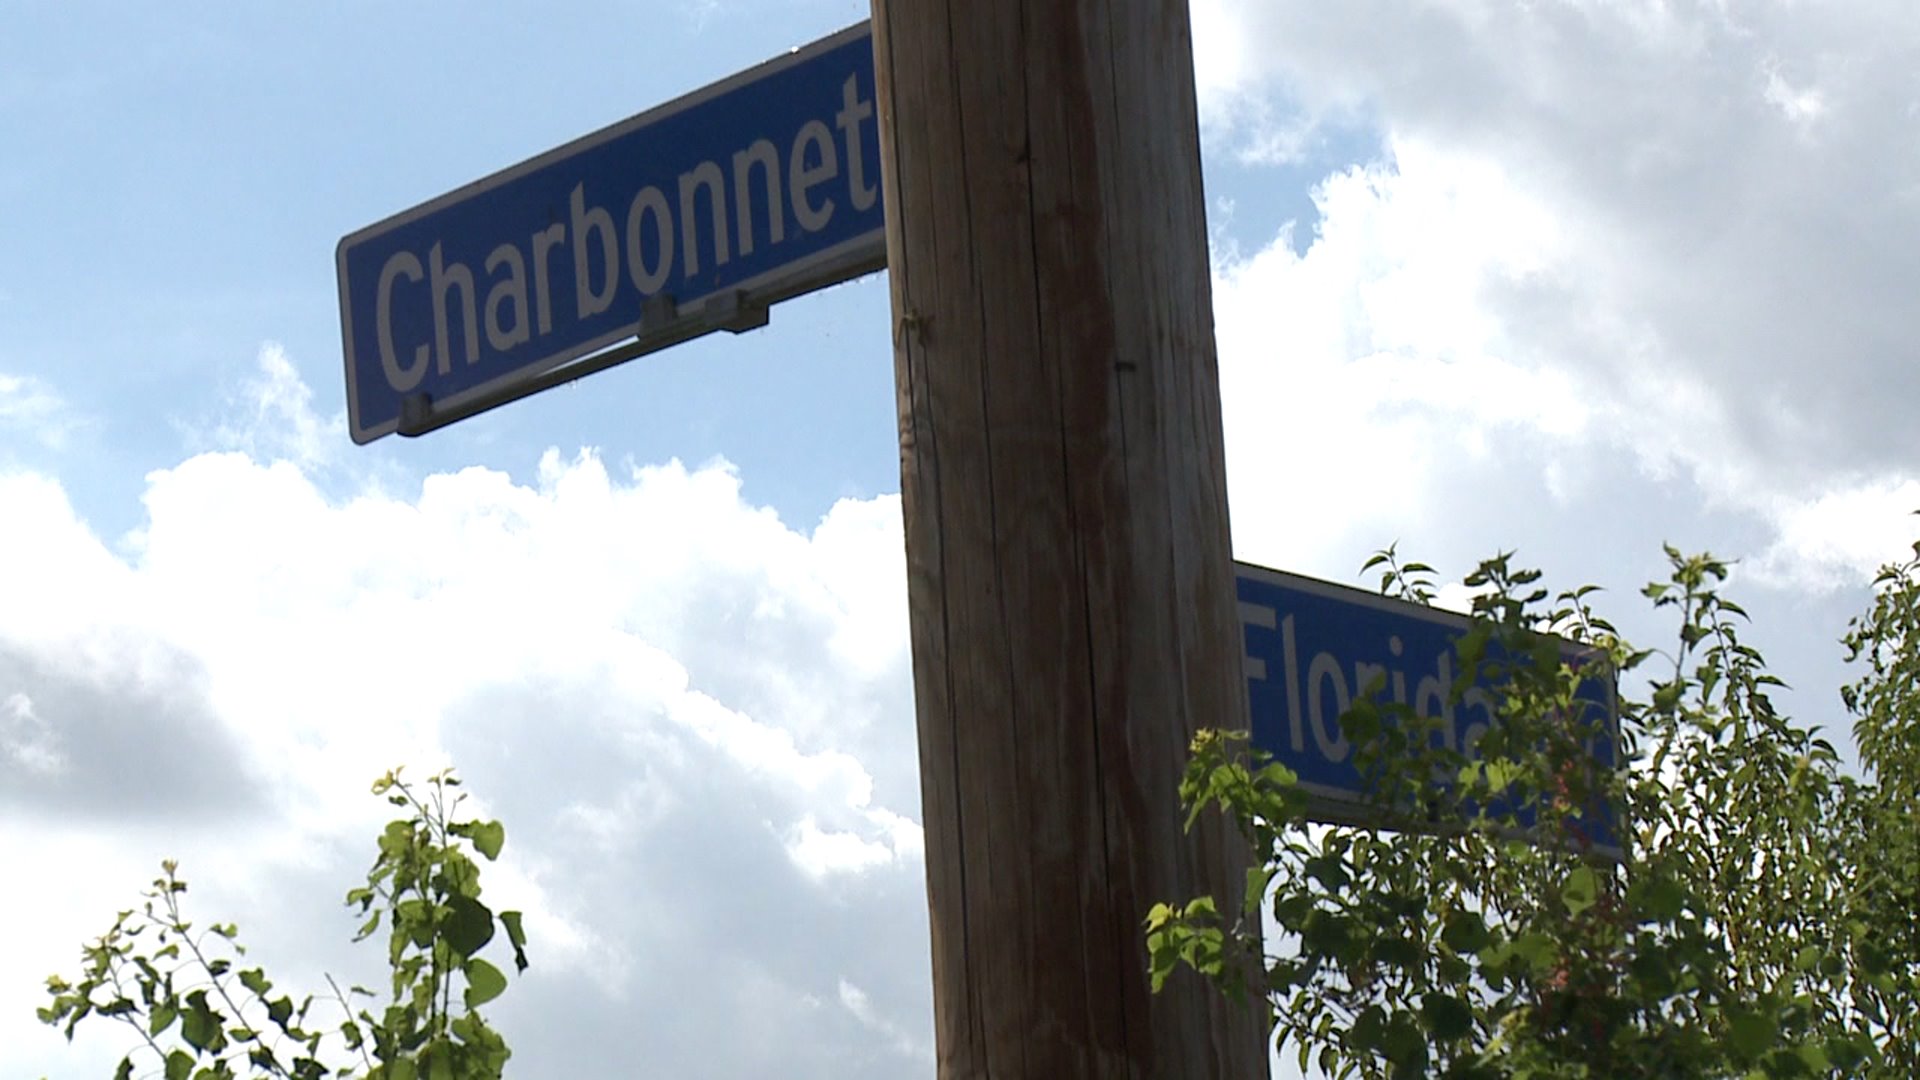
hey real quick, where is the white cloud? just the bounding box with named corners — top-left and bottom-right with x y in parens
top-left (0, 371), bottom-right (75, 449)
top-left (1764, 63), bottom-right (1829, 132)
top-left (787, 815), bottom-right (896, 879)
top-left (195, 343), bottom-right (341, 471)
top-left (1200, 0), bottom-right (1920, 592)
top-left (1, 691), bottom-right (62, 773)
top-left (1752, 478), bottom-right (1920, 589)
top-left (4, 370), bottom-right (927, 1077)
top-left (838, 977), bottom-right (935, 1063)
top-left (1215, 137), bottom-right (1593, 575)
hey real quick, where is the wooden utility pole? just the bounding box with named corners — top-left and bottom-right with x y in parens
top-left (869, 2), bottom-right (1267, 1076)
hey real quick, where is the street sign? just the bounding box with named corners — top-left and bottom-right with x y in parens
top-left (337, 22), bottom-right (884, 444)
top-left (1235, 561), bottom-right (1622, 856)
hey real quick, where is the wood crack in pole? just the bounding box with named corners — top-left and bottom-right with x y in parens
top-left (873, 0), bottom-right (1269, 1077)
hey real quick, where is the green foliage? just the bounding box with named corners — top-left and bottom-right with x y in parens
top-left (1837, 527), bottom-right (1920, 1073)
top-left (1150, 541), bottom-right (1919, 1078)
top-left (38, 768), bottom-right (528, 1079)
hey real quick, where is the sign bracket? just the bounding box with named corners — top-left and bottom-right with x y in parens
top-left (393, 288), bottom-right (778, 439)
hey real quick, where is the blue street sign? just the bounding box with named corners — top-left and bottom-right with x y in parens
top-left (337, 22), bottom-right (884, 444)
top-left (1236, 561), bottom-right (1622, 857)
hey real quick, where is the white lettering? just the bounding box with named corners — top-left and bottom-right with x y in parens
top-left (1238, 601), bottom-right (1275, 681)
top-left (789, 119), bottom-right (838, 232)
top-left (625, 186), bottom-right (674, 295)
top-left (1281, 614), bottom-right (1305, 754)
top-left (570, 184), bottom-right (619, 319)
top-left (678, 161), bottom-right (730, 276)
top-left (836, 75), bottom-right (878, 212)
top-left (1307, 650), bottom-right (1351, 763)
top-left (482, 244), bottom-right (531, 352)
top-left (731, 139), bottom-right (785, 257)
top-left (428, 243), bottom-right (478, 374)
top-left (363, 76), bottom-right (893, 397)
top-left (530, 223), bottom-right (566, 335)
top-left (376, 251), bottom-right (428, 393)
top-left (1388, 637), bottom-right (1408, 704)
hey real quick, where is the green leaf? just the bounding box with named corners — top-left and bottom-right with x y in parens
top-left (1374, 936), bottom-right (1420, 970)
top-left (1482, 759), bottom-right (1520, 795)
top-left (1349, 1005), bottom-right (1386, 1053)
top-left (499, 910), bottom-right (529, 973)
top-left (469, 820), bottom-right (505, 861)
top-left (379, 820), bottom-right (414, 858)
top-left (115, 1058), bottom-right (134, 1080)
top-left (150, 1002), bottom-right (179, 1036)
top-left (464, 958), bottom-right (507, 1009)
top-left (1795, 1042), bottom-right (1832, 1072)
top-left (1510, 932), bottom-right (1556, 972)
top-left (1421, 993), bottom-right (1474, 1040)
top-left (1634, 875), bottom-right (1687, 920)
top-left (181, 1000), bottom-right (217, 1053)
top-left (1341, 705), bottom-right (1380, 746)
top-left (1382, 1012), bottom-right (1428, 1068)
top-left (1304, 856), bottom-right (1349, 892)
top-left (442, 894), bottom-right (495, 959)
top-left (396, 898), bottom-right (435, 948)
top-left (1562, 866), bottom-right (1600, 917)
top-left (1441, 911), bottom-right (1490, 954)
top-left (165, 1049), bottom-right (194, 1080)
top-left (1725, 1007), bottom-right (1777, 1059)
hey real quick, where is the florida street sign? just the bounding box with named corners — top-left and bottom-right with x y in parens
top-left (336, 22), bottom-right (883, 443)
top-left (1236, 561), bottom-right (1623, 858)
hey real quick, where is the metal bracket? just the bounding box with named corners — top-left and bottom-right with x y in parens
top-left (641, 292), bottom-right (680, 336)
top-left (640, 289), bottom-right (768, 340)
top-left (704, 289), bottom-right (771, 334)
top-left (391, 291), bottom-right (772, 439)
top-left (398, 392), bottom-right (435, 438)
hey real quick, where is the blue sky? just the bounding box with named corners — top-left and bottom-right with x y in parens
top-left (6, 2), bottom-right (1918, 1077)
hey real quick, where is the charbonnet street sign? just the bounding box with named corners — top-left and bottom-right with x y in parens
top-left (1236, 561), bottom-right (1623, 857)
top-left (336, 22), bottom-right (883, 443)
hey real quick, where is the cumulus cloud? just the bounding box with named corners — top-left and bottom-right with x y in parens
top-left (1, 691), bottom-right (61, 773)
top-left (1199, 0), bottom-right (1920, 588)
top-left (1751, 478), bottom-right (1920, 589)
top-left (838, 977), bottom-right (935, 1064)
top-left (3, 367), bottom-right (926, 1077)
top-left (192, 343), bottom-right (342, 472)
top-left (1214, 138), bottom-right (1598, 576)
top-left (0, 371), bottom-right (76, 449)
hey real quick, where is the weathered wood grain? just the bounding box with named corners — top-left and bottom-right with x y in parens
top-left (871, 2), bottom-right (1268, 1075)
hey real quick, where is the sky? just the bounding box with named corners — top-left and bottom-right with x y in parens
top-left (3, 1), bottom-right (1917, 1077)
